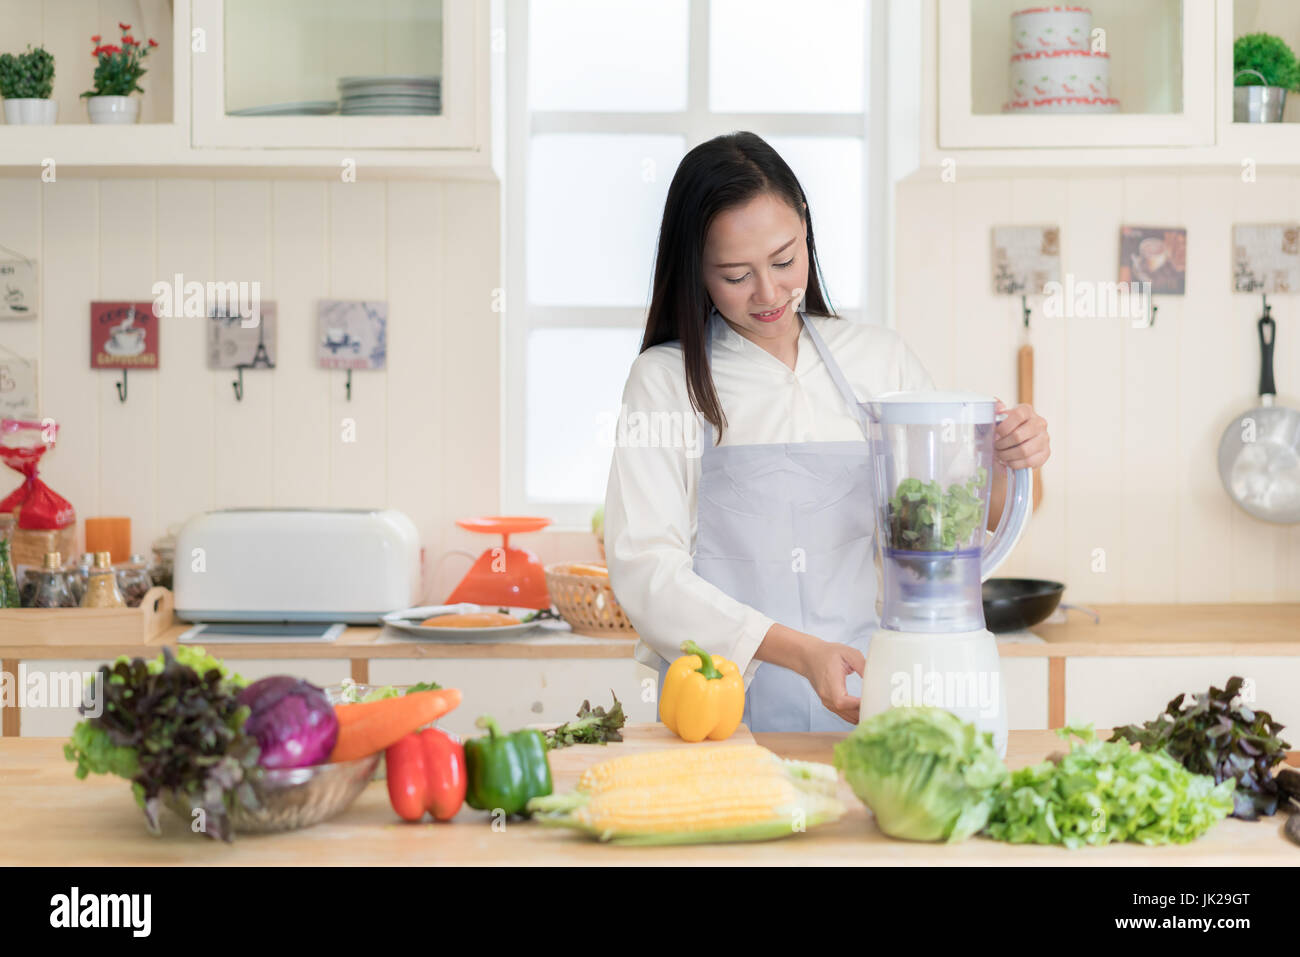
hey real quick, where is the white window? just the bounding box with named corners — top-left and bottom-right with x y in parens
top-left (504, 0), bottom-right (883, 527)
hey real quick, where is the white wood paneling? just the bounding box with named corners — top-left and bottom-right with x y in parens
top-left (897, 171), bottom-right (1300, 602)
top-left (39, 181), bottom-right (101, 548)
top-left (1226, 172), bottom-right (1295, 601)
top-left (0, 180), bottom-right (42, 377)
top-left (97, 179), bottom-right (158, 555)
top-left (1176, 174), bottom-right (1236, 603)
top-left (269, 180), bottom-right (331, 508)
top-left (894, 180), bottom-right (955, 386)
top-left (386, 181), bottom-right (445, 602)
top-left (1, 176), bottom-right (503, 598)
top-left (212, 180), bottom-right (274, 510)
top-left (435, 180), bottom-right (503, 600)
top-left (327, 181), bottom-right (389, 509)
top-left (1009, 178), bottom-right (1068, 588)
top-left (155, 179), bottom-right (216, 533)
top-left (1118, 175), bottom-right (1181, 602)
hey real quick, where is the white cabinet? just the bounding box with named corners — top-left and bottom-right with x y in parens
top-left (190, 0), bottom-right (486, 153)
top-left (925, 0), bottom-right (1300, 166)
top-left (1065, 656), bottom-right (1300, 731)
top-left (937, 0), bottom-right (1214, 150)
top-left (0, 0), bottom-right (491, 169)
top-left (370, 658), bottom-right (660, 739)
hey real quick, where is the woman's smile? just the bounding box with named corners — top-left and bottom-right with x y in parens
top-left (750, 302), bottom-right (787, 323)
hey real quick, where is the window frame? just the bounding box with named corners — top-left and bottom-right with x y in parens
top-left (503, 0), bottom-right (888, 529)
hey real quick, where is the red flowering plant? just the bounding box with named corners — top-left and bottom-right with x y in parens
top-left (82, 23), bottom-right (158, 98)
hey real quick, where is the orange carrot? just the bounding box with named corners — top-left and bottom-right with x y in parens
top-left (329, 688), bottom-right (462, 762)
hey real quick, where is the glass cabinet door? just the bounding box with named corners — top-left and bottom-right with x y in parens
top-left (938, 0), bottom-right (1214, 148)
top-left (192, 0), bottom-right (480, 150)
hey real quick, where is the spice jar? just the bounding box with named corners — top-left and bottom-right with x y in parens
top-left (81, 551), bottom-right (125, 608)
top-left (115, 554), bottom-right (153, 608)
top-left (33, 552), bottom-right (76, 608)
top-left (19, 567), bottom-right (41, 607)
top-left (67, 553), bottom-right (92, 606)
top-left (148, 535), bottom-right (174, 591)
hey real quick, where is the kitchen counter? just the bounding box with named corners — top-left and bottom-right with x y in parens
top-left (3, 725), bottom-right (1296, 866)
top-left (3, 603), bottom-right (1294, 663)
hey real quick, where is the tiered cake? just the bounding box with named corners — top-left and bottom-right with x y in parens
top-left (1002, 6), bottom-right (1119, 114)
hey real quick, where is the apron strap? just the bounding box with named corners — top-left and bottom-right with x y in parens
top-left (698, 307), bottom-right (871, 445)
top-left (798, 311), bottom-right (873, 438)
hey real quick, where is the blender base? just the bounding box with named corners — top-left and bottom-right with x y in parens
top-left (860, 628), bottom-right (1008, 757)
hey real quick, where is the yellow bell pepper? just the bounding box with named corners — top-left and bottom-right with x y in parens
top-left (659, 640), bottom-right (745, 743)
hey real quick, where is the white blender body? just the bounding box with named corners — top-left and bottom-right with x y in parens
top-left (858, 391), bottom-right (1034, 757)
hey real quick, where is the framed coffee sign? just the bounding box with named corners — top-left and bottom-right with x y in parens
top-left (91, 302), bottom-right (160, 369)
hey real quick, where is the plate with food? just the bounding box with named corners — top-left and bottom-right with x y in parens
top-left (382, 603), bottom-right (557, 641)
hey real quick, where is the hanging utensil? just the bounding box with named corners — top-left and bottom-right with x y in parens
top-left (1018, 296), bottom-right (1044, 511)
top-left (1217, 297), bottom-right (1300, 524)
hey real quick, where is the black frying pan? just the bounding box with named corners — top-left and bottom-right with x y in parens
top-left (982, 578), bottom-right (1065, 633)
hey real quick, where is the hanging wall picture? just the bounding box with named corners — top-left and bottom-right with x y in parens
top-left (1119, 226), bottom-right (1186, 295)
top-left (207, 302), bottom-right (278, 370)
top-left (991, 226), bottom-right (1060, 295)
top-left (0, 355), bottom-right (37, 418)
top-left (90, 302), bottom-right (160, 369)
top-left (1232, 224), bottom-right (1299, 293)
top-left (317, 300), bottom-right (386, 370)
top-left (0, 259), bottom-right (38, 319)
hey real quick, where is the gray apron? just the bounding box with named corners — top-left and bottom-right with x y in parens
top-left (656, 310), bottom-right (878, 732)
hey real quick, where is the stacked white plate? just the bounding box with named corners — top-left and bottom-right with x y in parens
top-left (338, 75), bottom-right (441, 115)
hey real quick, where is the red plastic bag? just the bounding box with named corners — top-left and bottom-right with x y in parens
top-left (0, 418), bottom-right (75, 530)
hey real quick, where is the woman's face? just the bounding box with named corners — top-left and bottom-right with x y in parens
top-left (702, 191), bottom-right (809, 345)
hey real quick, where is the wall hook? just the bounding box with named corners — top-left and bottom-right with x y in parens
top-left (345, 368), bottom-right (352, 402)
top-left (233, 366), bottom-right (244, 402)
top-left (1021, 294), bottom-right (1031, 329)
top-left (115, 369), bottom-right (128, 403)
top-left (1262, 293), bottom-right (1271, 319)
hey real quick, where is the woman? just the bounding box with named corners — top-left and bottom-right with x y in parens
top-left (604, 132), bottom-right (1050, 733)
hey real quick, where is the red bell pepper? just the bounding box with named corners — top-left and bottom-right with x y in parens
top-left (385, 727), bottom-right (467, 822)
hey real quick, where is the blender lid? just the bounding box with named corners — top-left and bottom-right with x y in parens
top-left (864, 390), bottom-right (997, 424)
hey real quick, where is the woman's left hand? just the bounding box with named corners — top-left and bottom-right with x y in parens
top-left (992, 400), bottom-right (1050, 469)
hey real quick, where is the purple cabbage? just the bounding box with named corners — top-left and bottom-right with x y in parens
top-left (237, 676), bottom-right (339, 769)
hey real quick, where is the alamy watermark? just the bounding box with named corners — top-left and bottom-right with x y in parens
top-left (151, 272), bottom-right (262, 327)
top-left (889, 665), bottom-right (1001, 719)
top-left (1042, 275), bottom-right (1155, 327)
top-left (0, 666), bottom-right (103, 717)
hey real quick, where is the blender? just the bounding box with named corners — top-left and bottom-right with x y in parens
top-left (860, 392), bottom-right (1033, 757)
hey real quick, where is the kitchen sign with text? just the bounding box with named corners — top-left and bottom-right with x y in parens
top-left (91, 302), bottom-right (160, 369)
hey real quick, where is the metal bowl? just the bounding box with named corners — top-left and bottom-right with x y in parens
top-left (166, 752), bottom-right (381, 835)
top-left (322, 683), bottom-right (439, 780)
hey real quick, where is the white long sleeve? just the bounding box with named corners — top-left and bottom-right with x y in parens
top-left (604, 314), bottom-right (935, 683)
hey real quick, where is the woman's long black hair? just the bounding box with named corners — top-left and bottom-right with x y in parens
top-left (640, 131), bottom-right (837, 441)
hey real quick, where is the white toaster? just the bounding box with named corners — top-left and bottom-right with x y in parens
top-left (174, 508), bottom-right (421, 624)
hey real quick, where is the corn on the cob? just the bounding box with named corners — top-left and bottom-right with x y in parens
top-left (576, 744), bottom-right (840, 797)
top-left (528, 745), bottom-right (844, 844)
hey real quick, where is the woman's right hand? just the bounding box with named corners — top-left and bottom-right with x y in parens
top-left (801, 640), bottom-right (866, 725)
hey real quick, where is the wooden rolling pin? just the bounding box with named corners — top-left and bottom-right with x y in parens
top-left (1018, 343), bottom-right (1044, 511)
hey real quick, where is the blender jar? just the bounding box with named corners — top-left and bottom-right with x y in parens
top-left (865, 392), bottom-right (1026, 633)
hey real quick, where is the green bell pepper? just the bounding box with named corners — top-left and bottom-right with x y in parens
top-left (464, 715), bottom-right (553, 815)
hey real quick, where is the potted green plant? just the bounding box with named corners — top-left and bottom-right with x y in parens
top-left (0, 44), bottom-right (56, 125)
top-left (1234, 32), bottom-right (1300, 123)
top-left (81, 23), bottom-right (157, 124)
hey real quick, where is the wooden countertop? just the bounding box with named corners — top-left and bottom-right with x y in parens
top-left (1001, 602), bottom-right (1300, 657)
top-left (3, 724), bottom-right (1295, 866)
top-left (2, 603), bottom-right (1296, 662)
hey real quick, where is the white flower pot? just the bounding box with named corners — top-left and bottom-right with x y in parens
top-left (3, 98), bottom-right (58, 125)
top-left (86, 95), bottom-right (139, 125)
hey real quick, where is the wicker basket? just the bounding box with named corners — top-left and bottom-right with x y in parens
top-left (545, 561), bottom-right (638, 639)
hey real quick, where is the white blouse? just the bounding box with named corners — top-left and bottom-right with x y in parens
top-left (603, 311), bottom-right (937, 685)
